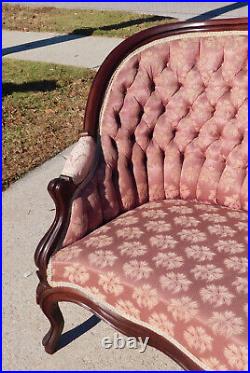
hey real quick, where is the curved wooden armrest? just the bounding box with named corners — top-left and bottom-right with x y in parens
top-left (34, 176), bottom-right (77, 280)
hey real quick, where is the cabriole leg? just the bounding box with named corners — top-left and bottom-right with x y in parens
top-left (40, 295), bottom-right (64, 354)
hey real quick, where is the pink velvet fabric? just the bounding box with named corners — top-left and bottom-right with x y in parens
top-left (63, 34), bottom-right (248, 246)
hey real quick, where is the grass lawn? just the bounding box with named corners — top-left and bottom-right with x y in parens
top-left (2, 59), bottom-right (95, 189)
top-left (2, 4), bottom-right (175, 38)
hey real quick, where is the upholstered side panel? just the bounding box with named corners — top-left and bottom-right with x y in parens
top-left (63, 167), bottom-right (121, 247)
top-left (100, 32), bottom-right (248, 211)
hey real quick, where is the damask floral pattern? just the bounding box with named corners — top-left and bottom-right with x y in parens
top-left (49, 199), bottom-right (248, 370)
top-left (61, 135), bottom-right (96, 184)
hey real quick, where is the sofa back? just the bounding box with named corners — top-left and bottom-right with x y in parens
top-left (63, 26), bottom-right (248, 247)
top-left (99, 32), bottom-right (248, 212)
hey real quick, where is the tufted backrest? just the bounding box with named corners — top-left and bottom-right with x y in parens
top-left (99, 31), bottom-right (248, 212)
top-left (63, 30), bottom-right (248, 247)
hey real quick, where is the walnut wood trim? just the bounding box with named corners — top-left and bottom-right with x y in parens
top-left (35, 18), bottom-right (248, 369)
top-left (34, 176), bottom-right (77, 280)
top-left (38, 286), bottom-right (204, 370)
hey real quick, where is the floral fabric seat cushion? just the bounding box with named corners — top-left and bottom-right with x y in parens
top-left (48, 199), bottom-right (248, 370)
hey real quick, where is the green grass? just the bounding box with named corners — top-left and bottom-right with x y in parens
top-left (2, 59), bottom-right (95, 189)
top-left (2, 4), bottom-right (175, 38)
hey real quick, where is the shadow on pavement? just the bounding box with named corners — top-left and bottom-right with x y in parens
top-left (187, 1), bottom-right (247, 21)
top-left (57, 314), bottom-right (101, 351)
top-left (2, 15), bottom-right (170, 56)
top-left (2, 33), bottom-right (84, 56)
top-left (2, 80), bottom-right (58, 96)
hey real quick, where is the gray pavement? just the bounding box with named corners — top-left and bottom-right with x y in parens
top-left (2, 31), bottom-right (123, 69)
top-left (3, 145), bottom-right (182, 371)
top-left (5, 1), bottom-right (248, 20)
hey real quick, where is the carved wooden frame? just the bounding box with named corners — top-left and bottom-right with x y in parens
top-left (35, 18), bottom-right (248, 370)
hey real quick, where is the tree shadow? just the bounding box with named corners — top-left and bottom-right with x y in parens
top-left (2, 80), bottom-right (58, 96)
top-left (57, 314), bottom-right (101, 351)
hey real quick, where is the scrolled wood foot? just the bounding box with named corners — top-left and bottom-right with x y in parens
top-left (41, 296), bottom-right (64, 354)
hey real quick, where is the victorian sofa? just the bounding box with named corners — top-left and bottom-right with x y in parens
top-left (35, 18), bottom-right (248, 371)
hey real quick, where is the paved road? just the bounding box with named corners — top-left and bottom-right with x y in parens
top-left (5, 1), bottom-right (248, 20)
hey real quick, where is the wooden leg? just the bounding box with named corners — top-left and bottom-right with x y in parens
top-left (41, 296), bottom-right (64, 354)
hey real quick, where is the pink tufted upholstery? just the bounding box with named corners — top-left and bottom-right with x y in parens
top-left (50, 200), bottom-right (248, 370)
top-left (48, 29), bottom-right (248, 370)
top-left (63, 32), bottom-right (248, 247)
top-left (100, 34), bottom-right (248, 210)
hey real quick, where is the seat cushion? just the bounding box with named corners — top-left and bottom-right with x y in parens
top-left (48, 199), bottom-right (248, 370)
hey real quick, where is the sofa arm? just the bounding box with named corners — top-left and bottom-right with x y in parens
top-left (35, 135), bottom-right (99, 280)
top-left (61, 134), bottom-right (96, 185)
top-left (34, 176), bottom-right (77, 279)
